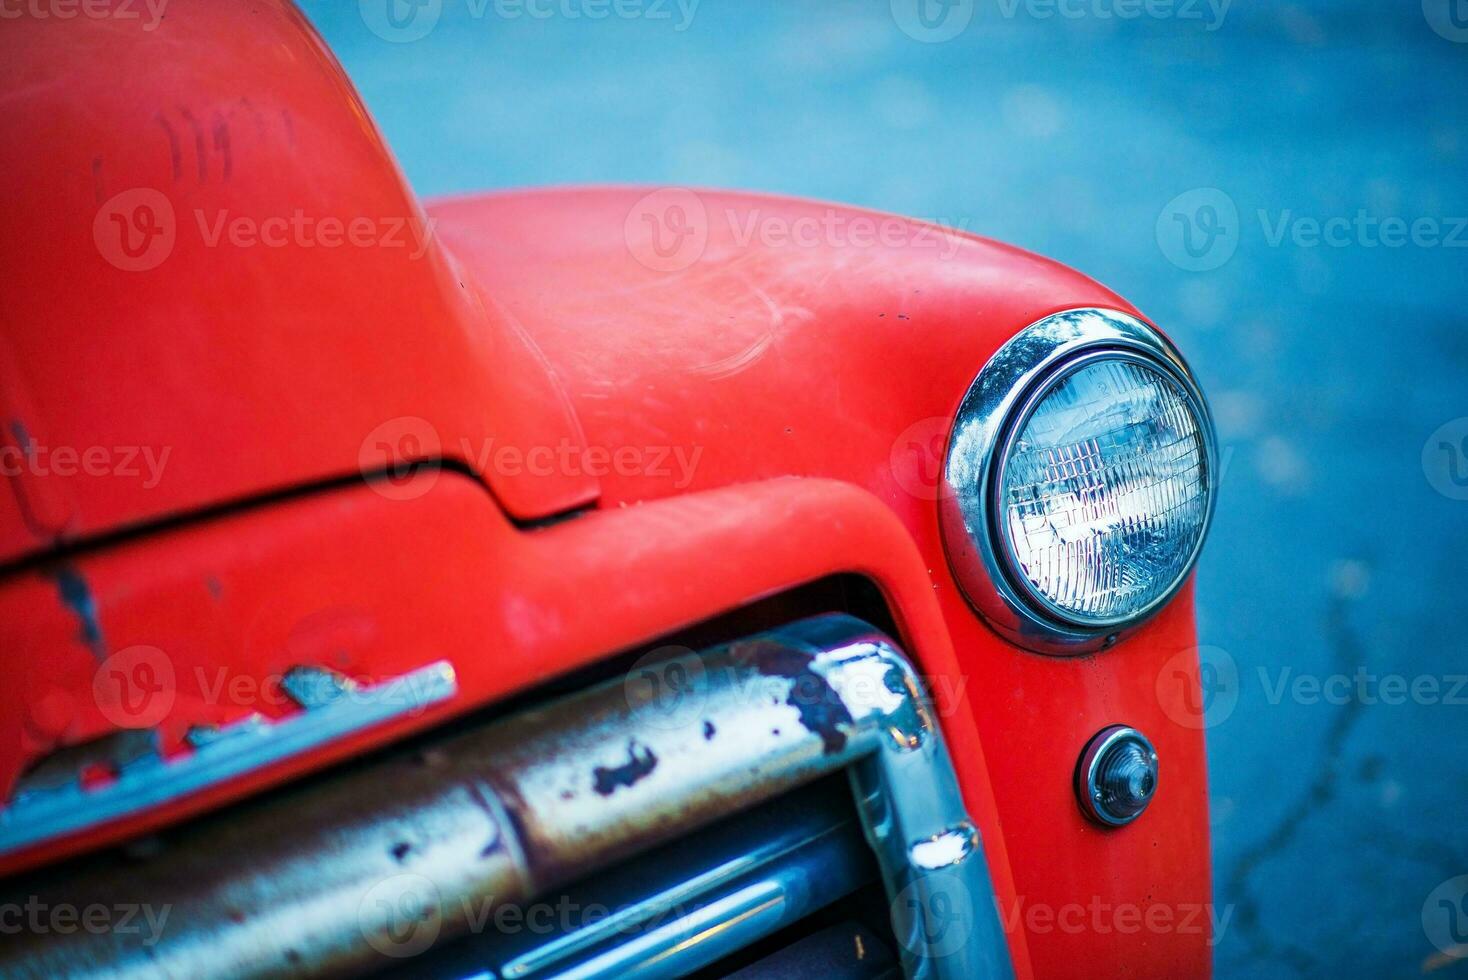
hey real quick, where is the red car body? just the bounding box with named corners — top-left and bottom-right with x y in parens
top-left (0, 3), bottom-right (1212, 977)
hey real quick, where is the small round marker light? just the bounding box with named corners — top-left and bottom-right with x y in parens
top-left (1076, 725), bottom-right (1158, 828)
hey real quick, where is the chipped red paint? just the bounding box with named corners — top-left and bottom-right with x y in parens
top-left (0, 3), bottom-right (1213, 977)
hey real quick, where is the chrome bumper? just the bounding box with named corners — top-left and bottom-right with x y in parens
top-left (0, 614), bottom-right (1013, 979)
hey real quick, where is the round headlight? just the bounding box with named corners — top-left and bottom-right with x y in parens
top-left (942, 309), bottom-right (1216, 654)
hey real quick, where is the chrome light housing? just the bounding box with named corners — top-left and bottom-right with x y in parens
top-left (941, 309), bottom-right (1217, 654)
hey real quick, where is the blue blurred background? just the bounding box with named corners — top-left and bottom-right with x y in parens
top-left (304, 2), bottom-right (1468, 975)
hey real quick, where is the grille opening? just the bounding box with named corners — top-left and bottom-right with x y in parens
top-left (403, 773), bottom-right (902, 979)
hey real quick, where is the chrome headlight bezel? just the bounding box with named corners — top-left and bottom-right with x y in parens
top-left (940, 308), bottom-right (1218, 655)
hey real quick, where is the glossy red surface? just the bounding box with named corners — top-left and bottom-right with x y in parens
top-left (0, 0), bottom-right (596, 553)
top-left (0, 3), bottom-right (1212, 977)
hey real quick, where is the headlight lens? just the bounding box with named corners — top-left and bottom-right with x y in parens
top-left (995, 354), bottom-right (1209, 627)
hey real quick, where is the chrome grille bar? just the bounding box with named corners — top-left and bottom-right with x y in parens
top-left (414, 774), bottom-right (878, 979)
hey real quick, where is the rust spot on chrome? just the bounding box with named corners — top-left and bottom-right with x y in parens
top-left (592, 740), bottom-right (658, 796)
top-left (731, 640), bottom-right (852, 754)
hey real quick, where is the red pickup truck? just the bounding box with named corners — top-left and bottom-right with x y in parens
top-left (0, 3), bottom-right (1219, 977)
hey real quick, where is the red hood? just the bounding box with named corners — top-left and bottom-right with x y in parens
top-left (0, 0), bottom-right (595, 567)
